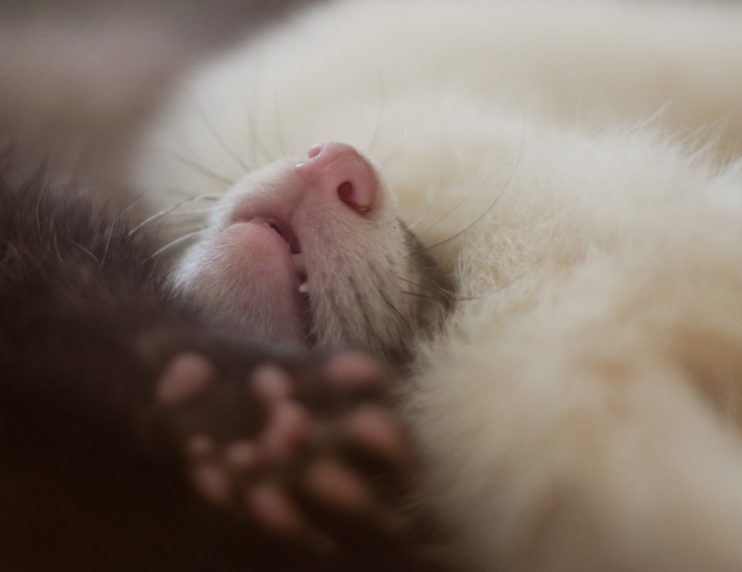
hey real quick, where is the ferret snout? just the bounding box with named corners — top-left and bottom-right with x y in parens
top-left (173, 141), bottom-right (449, 361)
top-left (295, 142), bottom-right (381, 216)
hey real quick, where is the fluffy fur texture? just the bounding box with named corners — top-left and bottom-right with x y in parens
top-left (133, 1), bottom-right (742, 570)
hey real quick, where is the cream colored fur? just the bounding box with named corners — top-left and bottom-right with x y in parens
top-left (134, 1), bottom-right (742, 570)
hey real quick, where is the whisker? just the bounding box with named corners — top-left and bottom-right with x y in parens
top-left (165, 187), bottom-right (221, 201)
top-left (70, 240), bottom-right (99, 263)
top-left (163, 207), bottom-right (216, 217)
top-left (35, 176), bottom-right (48, 235)
top-left (364, 70), bottom-right (385, 155)
top-left (128, 194), bottom-right (220, 237)
top-left (375, 271), bottom-right (413, 335)
top-left (245, 56), bottom-right (277, 166)
top-left (121, 190), bottom-right (148, 213)
top-left (51, 229), bottom-right (64, 265)
top-left (188, 91), bottom-right (250, 174)
top-left (423, 115), bottom-right (527, 251)
top-left (393, 273), bottom-right (474, 303)
top-left (148, 229), bottom-right (206, 260)
top-left (172, 152), bottom-right (234, 186)
top-left (248, 117), bottom-right (276, 166)
top-left (348, 273), bottom-right (376, 345)
top-left (237, 63), bottom-right (260, 171)
top-left (272, 88), bottom-right (289, 158)
top-left (393, 272), bottom-right (447, 294)
top-left (159, 222), bottom-right (210, 235)
top-left (408, 158), bottom-right (448, 230)
top-left (99, 225), bottom-right (115, 268)
top-left (418, 160), bottom-right (507, 235)
top-left (398, 290), bottom-right (451, 303)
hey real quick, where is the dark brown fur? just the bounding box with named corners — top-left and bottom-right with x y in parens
top-left (0, 158), bottom-right (445, 571)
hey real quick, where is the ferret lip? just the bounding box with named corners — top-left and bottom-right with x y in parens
top-left (230, 213), bottom-right (302, 254)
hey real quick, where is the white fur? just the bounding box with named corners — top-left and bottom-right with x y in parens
top-left (133, 1), bottom-right (742, 570)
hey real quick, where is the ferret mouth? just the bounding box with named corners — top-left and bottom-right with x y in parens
top-left (257, 216), bottom-right (308, 284)
top-left (246, 217), bottom-right (313, 342)
top-left (263, 217), bottom-right (301, 255)
top-left (268, 221), bottom-right (312, 327)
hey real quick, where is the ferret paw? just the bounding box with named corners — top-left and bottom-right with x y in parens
top-left (155, 350), bottom-right (415, 555)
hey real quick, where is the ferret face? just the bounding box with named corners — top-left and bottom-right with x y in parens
top-left (172, 142), bottom-right (451, 362)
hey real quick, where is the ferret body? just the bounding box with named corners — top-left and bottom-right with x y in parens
top-left (134, 1), bottom-right (742, 571)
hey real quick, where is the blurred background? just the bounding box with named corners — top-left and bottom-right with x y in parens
top-left (0, 0), bottom-right (308, 204)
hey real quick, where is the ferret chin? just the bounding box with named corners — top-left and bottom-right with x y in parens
top-left (133, 1), bottom-right (742, 571)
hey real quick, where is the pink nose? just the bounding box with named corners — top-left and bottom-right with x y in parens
top-left (297, 143), bottom-right (379, 215)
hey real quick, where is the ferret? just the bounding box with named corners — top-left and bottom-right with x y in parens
top-left (131, 1), bottom-right (742, 571)
top-left (0, 3), bottom-right (449, 571)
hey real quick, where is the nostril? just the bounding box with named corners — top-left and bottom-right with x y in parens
top-left (337, 180), bottom-right (354, 204)
top-left (337, 180), bottom-right (371, 214)
top-left (299, 142), bottom-right (380, 214)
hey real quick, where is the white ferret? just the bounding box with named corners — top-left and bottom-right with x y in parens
top-left (133, 1), bottom-right (742, 570)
